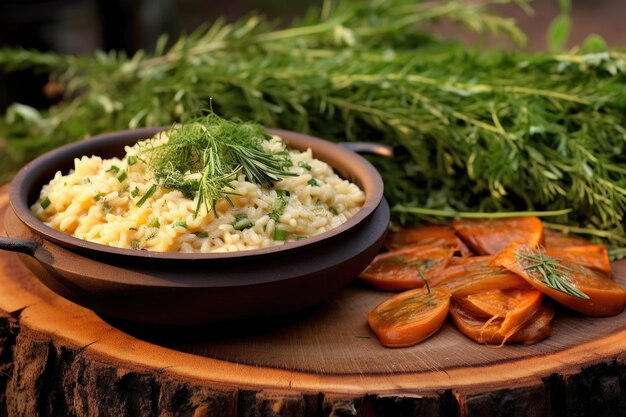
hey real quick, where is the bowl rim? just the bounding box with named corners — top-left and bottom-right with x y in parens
top-left (9, 127), bottom-right (384, 260)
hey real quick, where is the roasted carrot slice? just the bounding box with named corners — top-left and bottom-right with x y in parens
top-left (457, 289), bottom-right (543, 336)
top-left (545, 245), bottom-right (612, 275)
top-left (368, 287), bottom-right (451, 347)
top-left (494, 243), bottom-right (626, 317)
top-left (450, 301), bottom-right (553, 345)
top-left (433, 256), bottom-right (531, 297)
top-left (359, 245), bottom-right (451, 291)
top-left (451, 217), bottom-right (543, 255)
top-left (385, 225), bottom-right (473, 255)
top-left (543, 229), bottom-right (590, 247)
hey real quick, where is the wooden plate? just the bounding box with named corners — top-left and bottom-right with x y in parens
top-left (1, 187), bottom-right (626, 416)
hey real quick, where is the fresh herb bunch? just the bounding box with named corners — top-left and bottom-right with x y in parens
top-left (140, 113), bottom-right (294, 215)
top-left (1, 0), bottom-right (625, 257)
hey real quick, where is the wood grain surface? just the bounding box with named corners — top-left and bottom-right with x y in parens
top-left (1, 184), bottom-right (626, 417)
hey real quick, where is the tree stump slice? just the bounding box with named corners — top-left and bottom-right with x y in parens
top-left (0, 184), bottom-right (626, 417)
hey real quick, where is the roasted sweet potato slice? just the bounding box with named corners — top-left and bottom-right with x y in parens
top-left (451, 217), bottom-right (543, 255)
top-left (433, 256), bottom-right (531, 297)
top-left (450, 300), bottom-right (553, 345)
top-left (359, 245), bottom-right (451, 291)
top-left (494, 243), bottom-right (626, 317)
top-left (545, 245), bottom-right (612, 275)
top-left (456, 289), bottom-right (543, 336)
top-left (368, 287), bottom-right (451, 347)
top-left (384, 225), bottom-right (473, 255)
top-left (543, 229), bottom-right (590, 247)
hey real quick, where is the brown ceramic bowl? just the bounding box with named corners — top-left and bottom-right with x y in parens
top-left (1, 127), bottom-right (390, 324)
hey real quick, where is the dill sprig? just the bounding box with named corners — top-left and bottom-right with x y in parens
top-left (516, 250), bottom-right (590, 299)
top-left (142, 113), bottom-right (294, 215)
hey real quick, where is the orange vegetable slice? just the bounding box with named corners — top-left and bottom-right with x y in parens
top-left (450, 301), bottom-right (553, 345)
top-left (545, 245), bottom-right (612, 275)
top-left (543, 229), bottom-right (590, 247)
top-left (359, 245), bottom-right (451, 291)
top-left (384, 225), bottom-right (473, 255)
top-left (451, 217), bottom-right (544, 255)
top-left (494, 243), bottom-right (626, 317)
top-left (511, 305), bottom-right (555, 345)
top-left (433, 256), bottom-right (531, 297)
top-left (368, 287), bottom-right (451, 347)
top-left (456, 289), bottom-right (543, 336)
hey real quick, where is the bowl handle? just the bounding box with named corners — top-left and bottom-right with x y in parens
top-left (339, 142), bottom-right (394, 158)
top-left (0, 237), bottom-right (39, 257)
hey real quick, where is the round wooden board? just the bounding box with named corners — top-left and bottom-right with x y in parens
top-left (0, 183), bottom-right (625, 417)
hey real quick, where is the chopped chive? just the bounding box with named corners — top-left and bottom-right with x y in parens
top-left (174, 221), bottom-right (187, 228)
top-left (102, 202), bottom-right (111, 210)
top-left (234, 213), bottom-right (253, 230)
top-left (195, 231), bottom-right (209, 238)
top-left (40, 196), bottom-right (51, 209)
top-left (107, 165), bottom-right (120, 174)
top-left (149, 218), bottom-right (160, 228)
top-left (131, 187), bottom-right (139, 198)
top-left (295, 235), bottom-right (308, 240)
top-left (136, 184), bottom-right (157, 207)
top-left (276, 189), bottom-right (290, 197)
top-left (116, 170), bottom-right (128, 182)
top-left (127, 155), bottom-right (138, 166)
top-left (94, 193), bottom-right (105, 201)
top-left (298, 161), bottom-right (312, 170)
top-left (307, 178), bottom-right (318, 187)
top-left (273, 228), bottom-right (287, 241)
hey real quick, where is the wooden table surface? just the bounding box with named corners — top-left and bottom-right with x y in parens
top-left (1, 184), bottom-right (626, 417)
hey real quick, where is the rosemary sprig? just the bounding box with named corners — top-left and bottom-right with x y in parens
top-left (516, 251), bottom-right (589, 299)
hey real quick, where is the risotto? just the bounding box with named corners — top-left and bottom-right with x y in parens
top-left (31, 132), bottom-right (365, 253)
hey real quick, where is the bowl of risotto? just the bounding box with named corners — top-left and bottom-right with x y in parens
top-left (2, 123), bottom-right (389, 324)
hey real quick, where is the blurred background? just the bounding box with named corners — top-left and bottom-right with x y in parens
top-left (1, 0), bottom-right (625, 112)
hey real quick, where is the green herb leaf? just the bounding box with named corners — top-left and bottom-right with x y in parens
top-left (116, 170), bottom-right (127, 182)
top-left (174, 221), bottom-right (187, 228)
top-left (547, 14), bottom-right (571, 52)
top-left (233, 213), bottom-right (253, 230)
top-left (107, 165), bottom-right (120, 174)
top-left (136, 184), bottom-right (157, 207)
top-left (40, 196), bottom-right (51, 209)
top-left (273, 228), bottom-right (287, 241)
top-left (195, 231), bottom-right (209, 238)
top-left (298, 161), bottom-right (312, 170)
top-left (127, 155), bottom-right (138, 166)
top-left (270, 190), bottom-right (290, 221)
